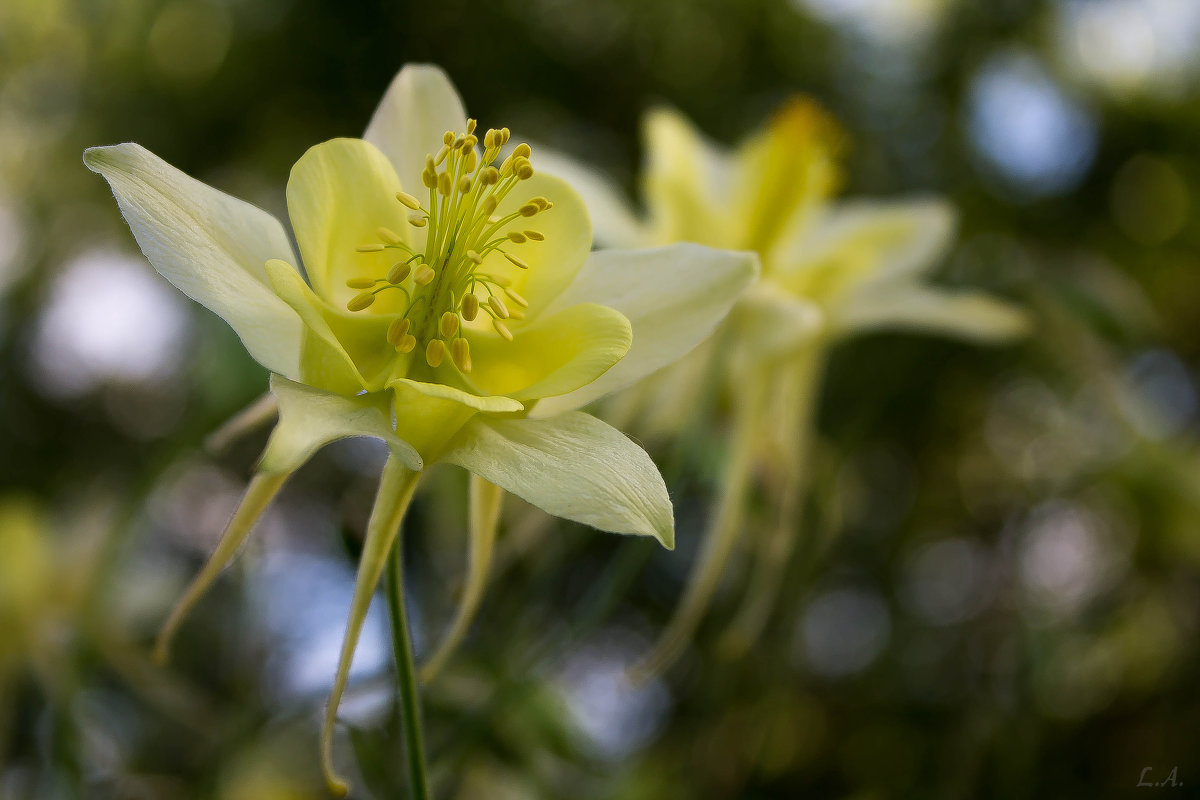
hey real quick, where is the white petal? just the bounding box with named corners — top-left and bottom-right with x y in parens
top-left (779, 198), bottom-right (956, 289)
top-left (258, 375), bottom-right (422, 473)
top-left (533, 244), bottom-right (759, 417)
top-left (528, 144), bottom-right (648, 248)
top-left (731, 280), bottom-right (825, 359)
top-left (363, 64), bottom-right (468, 195)
top-left (442, 412), bottom-right (673, 548)
top-left (835, 285), bottom-right (1031, 342)
top-left (84, 144), bottom-right (304, 378)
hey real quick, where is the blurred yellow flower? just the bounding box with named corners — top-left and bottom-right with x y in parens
top-left (538, 98), bottom-right (1031, 676)
top-left (86, 64), bottom-right (757, 794)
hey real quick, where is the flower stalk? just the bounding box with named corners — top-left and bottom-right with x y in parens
top-left (386, 532), bottom-right (430, 800)
top-left (322, 455), bottom-right (419, 797)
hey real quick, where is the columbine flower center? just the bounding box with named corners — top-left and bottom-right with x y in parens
top-left (344, 119), bottom-right (550, 373)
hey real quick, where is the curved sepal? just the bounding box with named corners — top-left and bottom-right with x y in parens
top-left (154, 472), bottom-right (289, 665)
top-left (443, 412), bottom-right (674, 548)
top-left (83, 143), bottom-right (305, 378)
top-left (259, 376), bottom-right (422, 474)
top-left (836, 286), bottom-right (1032, 342)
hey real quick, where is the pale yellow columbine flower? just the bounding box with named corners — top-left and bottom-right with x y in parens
top-left (84, 65), bottom-right (756, 794)
top-left (537, 99), bottom-right (1031, 676)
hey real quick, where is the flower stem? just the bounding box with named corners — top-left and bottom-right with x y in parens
top-left (321, 457), bottom-right (420, 797)
top-left (386, 529), bottom-right (430, 800)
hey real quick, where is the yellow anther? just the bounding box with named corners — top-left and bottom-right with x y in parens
top-left (466, 118), bottom-right (477, 134)
top-left (457, 176), bottom-right (472, 194)
top-left (440, 311), bottom-right (460, 337)
top-left (508, 306), bottom-right (526, 320)
top-left (512, 143), bottom-right (532, 159)
top-left (484, 129), bottom-right (497, 149)
top-left (515, 160), bottom-right (534, 181)
top-left (506, 231), bottom-right (527, 244)
top-left (396, 333), bottom-right (417, 353)
top-left (443, 131), bottom-right (455, 146)
top-left (452, 136), bottom-right (465, 149)
top-left (505, 288), bottom-right (529, 308)
top-left (377, 226), bottom-right (403, 245)
top-left (452, 337), bottom-right (472, 372)
top-left (500, 127), bottom-right (511, 144)
top-left (493, 319), bottom-right (513, 341)
top-left (357, 244), bottom-right (385, 252)
top-left (346, 277), bottom-right (376, 289)
top-left (504, 253), bottom-right (529, 269)
top-left (437, 172), bottom-right (451, 196)
top-left (409, 214), bottom-right (427, 228)
top-left (396, 191), bottom-right (422, 210)
top-left (414, 264), bottom-right (435, 285)
top-left (461, 293), bottom-right (479, 321)
top-left (467, 250), bottom-right (483, 264)
top-left (531, 196), bottom-right (550, 210)
top-left (481, 166), bottom-right (500, 185)
top-left (464, 149), bottom-right (478, 173)
top-left (518, 203), bottom-right (539, 217)
top-left (422, 168), bottom-right (436, 189)
top-left (347, 292), bottom-right (375, 312)
top-left (524, 230), bottom-right (544, 241)
top-left (488, 295), bottom-right (510, 319)
top-left (387, 317), bottom-right (411, 346)
top-left (426, 338), bottom-right (445, 368)
top-left (462, 134), bottom-right (478, 150)
top-left (387, 261), bottom-right (411, 284)
top-left (434, 145), bottom-right (449, 166)
top-left (482, 196), bottom-right (498, 215)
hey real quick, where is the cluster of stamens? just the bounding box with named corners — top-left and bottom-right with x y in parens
top-left (344, 119), bottom-right (551, 373)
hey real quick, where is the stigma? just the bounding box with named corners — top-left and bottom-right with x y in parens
top-left (344, 120), bottom-right (552, 373)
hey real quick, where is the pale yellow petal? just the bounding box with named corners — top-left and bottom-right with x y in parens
top-left (286, 138), bottom-right (413, 311)
top-left (473, 171), bottom-right (593, 318)
top-left (732, 97), bottom-right (844, 256)
top-left (641, 107), bottom-right (733, 248)
top-left (264, 259), bottom-right (396, 394)
top-left (464, 303), bottom-right (631, 402)
top-left (775, 199), bottom-right (956, 298)
top-left (363, 64), bottom-right (468, 198)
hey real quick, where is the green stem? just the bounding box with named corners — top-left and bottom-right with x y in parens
top-left (321, 456), bottom-right (420, 797)
top-left (386, 531), bottom-right (430, 800)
